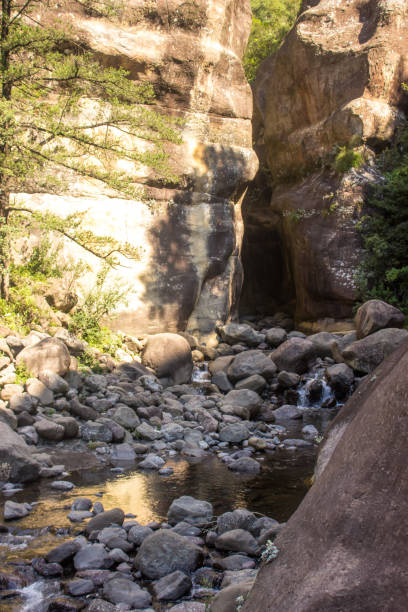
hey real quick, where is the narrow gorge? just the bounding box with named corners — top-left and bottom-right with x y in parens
top-left (0, 1), bottom-right (407, 611)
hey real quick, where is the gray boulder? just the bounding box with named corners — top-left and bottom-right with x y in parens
top-left (135, 530), bottom-right (204, 579)
top-left (167, 496), bottom-right (213, 526)
top-left (272, 404), bottom-right (302, 421)
top-left (85, 508), bottom-right (125, 535)
top-left (138, 454), bottom-right (165, 469)
top-left (4, 500), bottom-right (32, 520)
top-left (235, 374), bottom-right (267, 392)
top-left (142, 333), bottom-right (193, 385)
top-left (219, 423), bottom-right (250, 443)
top-left (215, 529), bottom-right (260, 556)
top-left (308, 332), bottom-right (337, 358)
top-left (153, 570), bottom-right (192, 601)
top-left (73, 544), bottom-right (113, 570)
top-left (342, 328), bottom-right (408, 374)
top-left (217, 509), bottom-right (256, 535)
top-left (265, 327), bottom-right (287, 348)
top-left (103, 577), bottom-right (152, 608)
top-left (0, 421), bottom-right (40, 482)
top-left (34, 419), bottom-right (65, 442)
top-left (355, 299), bottom-right (405, 339)
top-left (221, 389), bottom-right (262, 419)
top-left (16, 337), bottom-right (70, 377)
top-left (26, 379), bottom-right (54, 406)
top-left (228, 457), bottom-right (261, 473)
top-left (326, 363), bottom-right (354, 399)
top-left (219, 323), bottom-right (264, 347)
top-left (270, 338), bottom-right (316, 374)
top-left (111, 405), bottom-right (140, 430)
top-left (227, 350), bottom-right (276, 382)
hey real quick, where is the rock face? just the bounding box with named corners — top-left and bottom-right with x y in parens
top-left (243, 338), bottom-right (408, 611)
top-left (244, 0), bottom-right (408, 327)
top-left (21, 0), bottom-right (257, 343)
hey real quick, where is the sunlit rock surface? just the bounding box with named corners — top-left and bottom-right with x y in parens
top-left (245, 0), bottom-right (408, 328)
top-left (20, 0), bottom-right (257, 342)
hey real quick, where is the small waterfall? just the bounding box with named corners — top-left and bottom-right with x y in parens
top-left (297, 368), bottom-right (337, 409)
top-left (192, 361), bottom-right (211, 383)
top-left (20, 580), bottom-right (61, 612)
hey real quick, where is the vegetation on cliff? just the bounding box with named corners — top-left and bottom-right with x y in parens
top-left (358, 121), bottom-right (408, 313)
top-left (0, 0), bottom-right (181, 301)
top-left (244, 0), bottom-right (301, 82)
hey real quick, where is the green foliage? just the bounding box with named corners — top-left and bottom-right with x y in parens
top-left (244, 0), bottom-right (301, 82)
top-left (69, 265), bottom-right (127, 352)
top-left (357, 122), bottom-right (408, 312)
top-left (333, 146), bottom-right (364, 174)
top-left (14, 362), bottom-right (32, 385)
top-left (0, 0), bottom-right (182, 298)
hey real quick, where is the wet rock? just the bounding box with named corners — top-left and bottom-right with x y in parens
top-left (167, 496), bottom-right (213, 526)
top-left (51, 480), bottom-right (75, 491)
top-left (342, 328), bottom-right (408, 374)
top-left (355, 299), bottom-right (405, 339)
top-left (26, 379), bottom-right (54, 406)
top-left (235, 374), bottom-right (267, 392)
top-left (103, 576), bottom-right (152, 608)
top-left (270, 338), bottom-right (316, 374)
top-left (227, 350), bottom-right (277, 382)
top-left (74, 544), bottom-right (113, 570)
top-left (32, 557), bottom-right (63, 577)
top-left (215, 529), bottom-right (260, 556)
top-left (86, 600), bottom-right (116, 612)
top-left (135, 529), bottom-right (204, 579)
top-left (4, 500), bottom-right (32, 520)
top-left (219, 423), bottom-right (249, 443)
top-left (35, 419), bottom-right (65, 441)
top-left (228, 457), bottom-right (261, 473)
top-left (68, 511), bottom-right (93, 522)
top-left (110, 443), bottom-right (136, 461)
top-left (16, 337), bottom-right (70, 377)
top-left (153, 570), bottom-right (192, 601)
top-left (265, 327), bottom-right (287, 348)
top-left (210, 579), bottom-right (254, 611)
top-left (221, 389), bottom-right (262, 418)
top-left (69, 398), bottom-right (98, 421)
top-left (272, 404), bottom-right (302, 421)
top-left (68, 578), bottom-right (95, 596)
top-left (46, 540), bottom-right (81, 564)
top-left (142, 333), bottom-right (193, 385)
top-left (81, 421), bottom-right (113, 443)
top-left (138, 453), bottom-right (165, 469)
top-left (128, 525), bottom-right (153, 546)
top-left (55, 416), bottom-right (79, 439)
top-left (282, 438), bottom-right (312, 448)
top-left (0, 421), bottom-right (40, 482)
top-left (326, 363), bottom-right (354, 399)
top-left (217, 509), bottom-right (256, 535)
top-left (85, 508), bottom-right (125, 535)
top-left (216, 554), bottom-right (255, 571)
top-left (111, 405), bottom-right (140, 429)
top-left (221, 568), bottom-right (258, 588)
top-left (219, 323), bottom-right (264, 347)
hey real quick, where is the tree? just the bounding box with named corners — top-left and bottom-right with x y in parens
top-left (244, 0), bottom-right (301, 82)
top-left (0, 0), bottom-right (182, 299)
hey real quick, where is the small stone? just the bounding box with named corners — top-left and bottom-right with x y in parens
top-left (4, 501), bottom-right (31, 521)
top-left (51, 480), bottom-right (75, 491)
top-left (138, 454), bottom-right (165, 469)
top-left (153, 570), bottom-right (192, 601)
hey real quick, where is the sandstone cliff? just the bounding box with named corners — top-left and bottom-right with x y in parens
top-left (244, 0), bottom-right (408, 330)
top-left (21, 0), bottom-right (257, 342)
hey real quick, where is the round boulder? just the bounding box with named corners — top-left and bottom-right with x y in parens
top-left (167, 496), bottom-right (213, 526)
top-left (270, 338), bottom-right (316, 374)
top-left (142, 333), bottom-right (193, 385)
top-left (16, 338), bottom-right (70, 377)
top-left (135, 530), bottom-right (204, 579)
top-left (355, 299), bottom-right (405, 339)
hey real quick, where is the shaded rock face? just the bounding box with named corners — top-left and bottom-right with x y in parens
top-left (19, 0), bottom-right (257, 343)
top-left (242, 0), bottom-right (408, 327)
top-left (243, 339), bottom-right (408, 611)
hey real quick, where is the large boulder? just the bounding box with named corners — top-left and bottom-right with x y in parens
top-left (167, 496), bottom-right (213, 526)
top-left (142, 333), bottom-right (193, 385)
top-left (243, 338), bottom-right (408, 611)
top-left (0, 421), bottom-right (40, 482)
top-left (270, 338), bottom-right (316, 374)
top-left (219, 323), bottom-right (264, 347)
top-left (15, 337), bottom-right (70, 377)
top-left (227, 350), bottom-right (277, 382)
top-left (221, 389), bottom-right (262, 418)
top-left (135, 530), bottom-right (204, 579)
top-left (355, 299), bottom-right (405, 339)
top-left (103, 577), bottom-right (151, 608)
top-left (342, 328), bottom-right (408, 374)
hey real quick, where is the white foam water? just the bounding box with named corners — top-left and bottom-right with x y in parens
top-left (19, 580), bottom-right (61, 612)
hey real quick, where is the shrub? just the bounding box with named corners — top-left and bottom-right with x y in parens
top-left (357, 122), bottom-right (408, 312)
top-left (333, 146), bottom-right (365, 173)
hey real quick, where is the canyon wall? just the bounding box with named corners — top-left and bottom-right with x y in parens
top-left (22, 0), bottom-right (257, 343)
top-left (244, 0), bottom-right (408, 330)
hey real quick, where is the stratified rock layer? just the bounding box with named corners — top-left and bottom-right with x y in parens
top-left (246, 0), bottom-right (408, 327)
top-left (21, 0), bottom-right (257, 342)
top-left (244, 338), bottom-right (408, 611)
